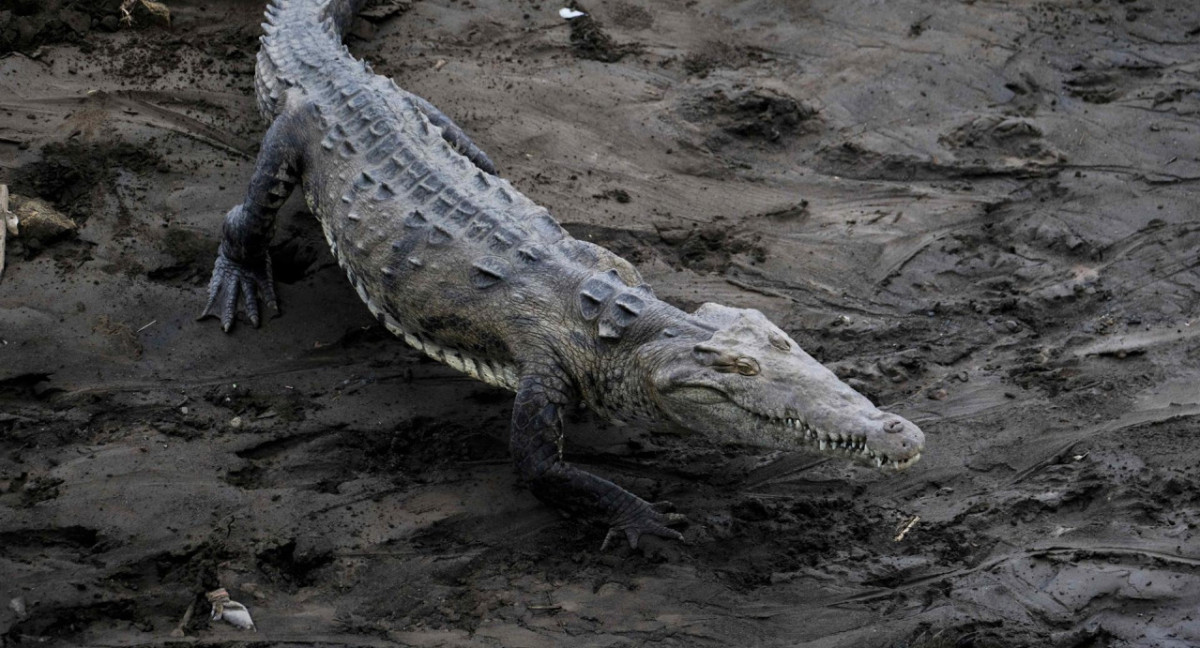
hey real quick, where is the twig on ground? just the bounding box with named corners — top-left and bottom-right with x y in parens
top-left (894, 515), bottom-right (920, 542)
top-left (168, 600), bottom-right (194, 638)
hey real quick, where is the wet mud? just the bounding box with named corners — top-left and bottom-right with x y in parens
top-left (2, 0), bottom-right (1199, 646)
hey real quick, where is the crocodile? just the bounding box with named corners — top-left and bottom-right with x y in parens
top-left (201, 0), bottom-right (926, 549)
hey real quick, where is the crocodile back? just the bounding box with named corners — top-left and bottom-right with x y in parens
top-left (255, 0), bottom-right (369, 121)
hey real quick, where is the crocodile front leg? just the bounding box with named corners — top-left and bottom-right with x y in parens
top-left (510, 371), bottom-right (685, 549)
top-left (200, 104), bottom-right (304, 331)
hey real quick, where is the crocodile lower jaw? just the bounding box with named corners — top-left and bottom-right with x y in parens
top-left (753, 411), bottom-right (920, 470)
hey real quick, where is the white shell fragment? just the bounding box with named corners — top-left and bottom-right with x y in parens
top-left (207, 588), bottom-right (257, 632)
top-left (559, 7), bottom-right (586, 19)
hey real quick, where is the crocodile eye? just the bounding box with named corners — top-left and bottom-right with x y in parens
top-left (735, 357), bottom-right (760, 376)
top-left (768, 333), bottom-right (790, 351)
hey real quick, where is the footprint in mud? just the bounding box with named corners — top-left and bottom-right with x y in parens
top-left (678, 86), bottom-right (818, 149)
top-left (1064, 66), bottom-right (1162, 105)
top-left (680, 41), bottom-right (770, 78)
top-left (938, 115), bottom-right (1065, 168)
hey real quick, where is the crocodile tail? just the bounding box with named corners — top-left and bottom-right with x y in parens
top-left (254, 0), bottom-right (370, 121)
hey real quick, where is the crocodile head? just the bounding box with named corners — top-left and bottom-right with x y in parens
top-left (640, 303), bottom-right (924, 470)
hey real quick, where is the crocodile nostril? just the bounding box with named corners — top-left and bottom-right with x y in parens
top-left (884, 420), bottom-right (905, 434)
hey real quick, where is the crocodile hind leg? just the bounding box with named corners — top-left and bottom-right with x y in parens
top-left (411, 95), bottom-right (497, 175)
top-left (200, 106), bottom-right (305, 332)
top-left (510, 371), bottom-right (686, 550)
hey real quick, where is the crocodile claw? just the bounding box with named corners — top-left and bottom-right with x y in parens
top-left (601, 501), bottom-right (687, 551)
top-left (199, 251), bottom-right (278, 332)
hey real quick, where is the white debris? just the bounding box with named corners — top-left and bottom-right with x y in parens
top-left (1, 186), bottom-right (15, 236)
top-left (0, 185), bottom-right (8, 283)
top-left (559, 7), bottom-right (586, 19)
top-left (207, 588), bottom-right (257, 631)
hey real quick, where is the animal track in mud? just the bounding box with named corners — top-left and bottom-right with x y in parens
top-left (815, 139), bottom-right (1061, 183)
top-left (146, 228), bottom-right (215, 285)
top-left (678, 87), bottom-right (817, 147)
top-left (939, 115), bottom-right (1064, 168)
top-left (567, 220), bottom-right (766, 275)
top-left (680, 41), bottom-right (772, 78)
top-left (1064, 66), bottom-right (1162, 105)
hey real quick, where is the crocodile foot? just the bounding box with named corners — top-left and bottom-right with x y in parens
top-left (601, 500), bottom-right (687, 551)
top-left (199, 250), bottom-right (278, 332)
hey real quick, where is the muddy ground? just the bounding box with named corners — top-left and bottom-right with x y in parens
top-left (1, 0), bottom-right (1199, 646)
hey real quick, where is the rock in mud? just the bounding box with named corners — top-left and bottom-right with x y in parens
top-left (9, 194), bottom-right (77, 246)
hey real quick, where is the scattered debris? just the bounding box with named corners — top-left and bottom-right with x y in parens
top-left (894, 515), bottom-right (920, 542)
top-left (565, 2), bottom-right (638, 63)
top-left (136, 319), bottom-right (158, 333)
top-left (8, 597), bottom-right (27, 619)
top-left (207, 588), bottom-right (256, 631)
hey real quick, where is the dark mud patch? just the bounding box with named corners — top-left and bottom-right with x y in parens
top-left (0, 372), bottom-right (55, 400)
top-left (0, 0), bottom-right (126, 53)
top-left (0, 525), bottom-right (100, 553)
top-left (655, 219), bottom-right (766, 273)
top-left (256, 539), bottom-right (334, 589)
top-left (110, 541), bottom-right (231, 595)
top-left (339, 416), bottom-right (505, 475)
top-left (607, 1), bottom-right (652, 30)
top-left (146, 227), bottom-right (215, 285)
top-left (3, 600), bottom-right (140, 642)
top-left (269, 216), bottom-right (329, 284)
top-left (9, 139), bottom-right (166, 223)
top-left (565, 2), bottom-right (639, 63)
top-left (203, 381), bottom-right (312, 422)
